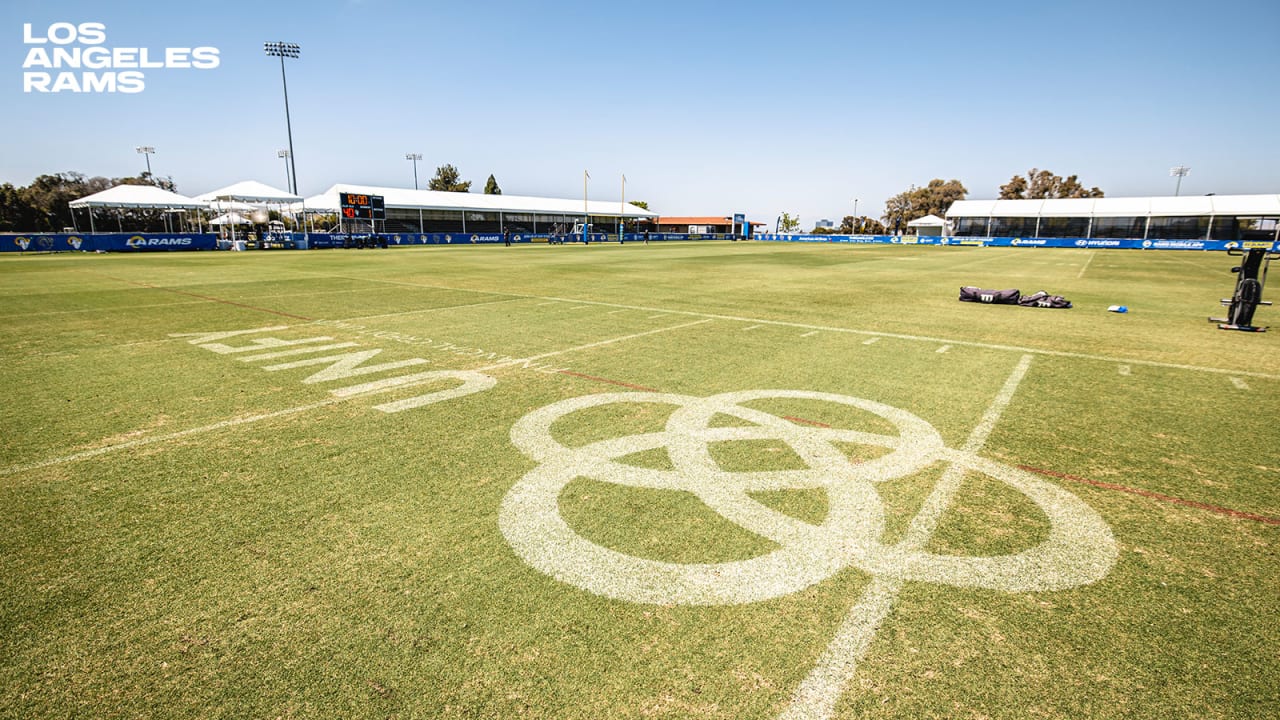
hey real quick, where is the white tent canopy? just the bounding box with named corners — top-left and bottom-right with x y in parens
top-left (207, 200), bottom-right (258, 213)
top-left (947, 194), bottom-right (1280, 220)
top-left (210, 212), bottom-right (251, 226)
top-left (906, 214), bottom-right (946, 226)
top-left (69, 184), bottom-right (207, 209)
top-left (196, 180), bottom-right (302, 204)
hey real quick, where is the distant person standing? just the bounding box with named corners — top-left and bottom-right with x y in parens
top-left (503, 228), bottom-right (511, 247)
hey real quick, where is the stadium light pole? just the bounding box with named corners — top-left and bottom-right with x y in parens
top-left (1170, 165), bottom-right (1190, 196)
top-left (406, 153), bottom-right (423, 233)
top-left (264, 42), bottom-right (300, 195)
top-left (407, 151), bottom-right (422, 188)
top-left (136, 146), bottom-right (154, 177)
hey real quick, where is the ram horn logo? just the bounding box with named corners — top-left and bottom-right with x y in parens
top-left (14, 236), bottom-right (31, 250)
top-left (67, 236), bottom-right (84, 250)
top-left (126, 235), bottom-right (148, 248)
top-left (470, 234), bottom-right (479, 243)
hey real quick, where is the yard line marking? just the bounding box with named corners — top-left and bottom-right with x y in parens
top-left (1119, 365), bottom-right (1131, 376)
top-left (607, 309), bottom-right (627, 315)
top-left (0, 319), bottom-right (714, 479)
top-left (862, 337), bottom-right (880, 345)
top-left (743, 325), bottom-right (763, 331)
top-left (475, 319), bottom-right (713, 371)
top-left (936, 345), bottom-right (951, 354)
top-left (1077, 250), bottom-right (1097, 279)
top-left (286, 272), bottom-right (1280, 380)
top-left (1018, 465), bottom-right (1280, 526)
top-left (647, 314), bottom-right (668, 319)
top-left (801, 331), bottom-right (819, 338)
top-left (332, 297), bottom-right (520, 322)
top-left (1230, 377), bottom-right (1250, 390)
top-left (781, 354), bottom-right (1034, 720)
top-left (537, 301), bottom-right (560, 306)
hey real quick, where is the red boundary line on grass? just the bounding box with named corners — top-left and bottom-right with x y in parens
top-left (558, 370), bottom-right (660, 392)
top-left (84, 271), bottom-right (313, 321)
top-left (1017, 465), bottom-right (1280, 526)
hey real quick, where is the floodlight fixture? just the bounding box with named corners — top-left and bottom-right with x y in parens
top-left (1170, 165), bottom-right (1191, 196)
top-left (135, 145), bottom-right (155, 176)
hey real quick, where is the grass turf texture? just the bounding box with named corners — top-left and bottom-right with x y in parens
top-left (1, 241), bottom-right (1277, 719)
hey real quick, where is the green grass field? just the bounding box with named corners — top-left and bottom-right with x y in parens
top-left (2, 241), bottom-right (1277, 719)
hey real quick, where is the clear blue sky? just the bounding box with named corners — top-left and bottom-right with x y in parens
top-left (4, 0), bottom-right (1279, 227)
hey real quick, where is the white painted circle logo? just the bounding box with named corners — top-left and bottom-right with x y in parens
top-left (501, 390), bottom-right (1116, 606)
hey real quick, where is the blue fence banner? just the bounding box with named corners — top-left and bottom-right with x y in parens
top-left (758, 234), bottom-right (1280, 252)
top-left (1, 233), bottom-right (218, 253)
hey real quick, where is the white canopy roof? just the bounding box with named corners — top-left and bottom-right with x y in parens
top-left (69, 184), bottom-right (207, 209)
top-left (197, 180), bottom-right (301, 204)
top-left (210, 212), bottom-right (251, 225)
top-left (207, 200), bottom-right (258, 213)
top-left (907, 214), bottom-right (946, 226)
top-left (947, 194), bottom-right (1280, 219)
top-left (297, 183), bottom-right (659, 218)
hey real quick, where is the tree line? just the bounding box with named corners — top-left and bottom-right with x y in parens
top-left (798, 168), bottom-right (1105, 234)
top-left (0, 171), bottom-right (177, 232)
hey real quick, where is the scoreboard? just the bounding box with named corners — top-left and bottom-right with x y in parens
top-left (339, 193), bottom-right (385, 220)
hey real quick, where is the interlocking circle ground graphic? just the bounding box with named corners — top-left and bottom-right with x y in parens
top-left (500, 390), bottom-right (1118, 606)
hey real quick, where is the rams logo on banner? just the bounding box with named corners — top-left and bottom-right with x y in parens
top-left (67, 236), bottom-right (83, 250)
top-left (126, 235), bottom-right (148, 248)
top-left (470, 234), bottom-right (479, 244)
top-left (14, 236), bottom-right (31, 250)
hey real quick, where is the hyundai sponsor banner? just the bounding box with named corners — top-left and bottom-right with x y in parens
top-left (759, 234), bottom-right (1279, 252)
top-left (1, 233), bottom-right (217, 252)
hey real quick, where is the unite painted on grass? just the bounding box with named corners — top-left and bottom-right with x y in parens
top-left (0, 319), bottom-right (713, 478)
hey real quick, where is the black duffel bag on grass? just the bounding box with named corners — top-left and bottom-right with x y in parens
top-left (958, 286), bottom-right (1021, 305)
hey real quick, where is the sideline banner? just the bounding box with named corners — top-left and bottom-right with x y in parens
top-left (1, 233), bottom-right (218, 252)
top-left (760, 234), bottom-right (1280, 252)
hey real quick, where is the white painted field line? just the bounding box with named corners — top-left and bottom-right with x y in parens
top-left (743, 325), bottom-right (763, 332)
top-left (476, 319), bottom-right (712, 371)
top-left (607, 309), bottom-right (627, 315)
top-left (936, 345), bottom-right (951, 354)
top-left (779, 354), bottom-right (1034, 720)
top-left (1, 319), bottom-right (713, 479)
top-left (862, 337), bottom-right (880, 346)
top-left (329, 297), bottom-right (521, 322)
top-left (1230, 377), bottom-right (1250, 391)
top-left (801, 331), bottom-right (819, 338)
top-left (1077, 251), bottom-right (1097, 279)
top-left (288, 272), bottom-right (1280, 380)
